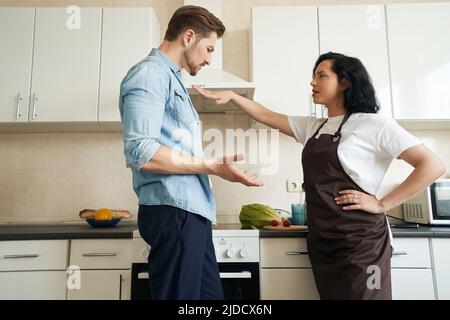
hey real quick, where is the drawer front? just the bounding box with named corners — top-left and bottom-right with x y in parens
top-left (0, 240), bottom-right (68, 271)
top-left (0, 271), bottom-right (68, 300)
top-left (391, 269), bottom-right (435, 300)
top-left (67, 270), bottom-right (130, 300)
top-left (391, 238), bottom-right (431, 268)
top-left (260, 238), bottom-right (311, 268)
top-left (431, 238), bottom-right (450, 299)
top-left (260, 269), bottom-right (319, 300)
top-left (70, 239), bottom-right (131, 269)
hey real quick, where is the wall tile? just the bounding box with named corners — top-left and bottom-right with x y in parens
top-left (216, 214), bottom-right (241, 224)
top-left (210, 175), bottom-right (238, 216)
top-left (110, 133), bottom-right (127, 169)
top-left (15, 134), bottom-right (49, 170)
top-left (110, 168), bottom-right (139, 216)
top-left (79, 169), bottom-right (112, 210)
top-left (0, 170), bottom-right (15, 219)
top-left (234, 163), bottom-right (268, 209)
top-left (46, 168), bottom-right (82, 220)
top-left (43, 134), bottom-right (83, 170)
top-left (79, 133), bottom-right (113, 170)
top-left (0, 135), bottom-right (19, 170)
top-left (13, 169), bottom-right (50, 219)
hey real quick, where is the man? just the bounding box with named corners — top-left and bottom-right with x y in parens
top-left (119, 5), bottom-right (262, 300)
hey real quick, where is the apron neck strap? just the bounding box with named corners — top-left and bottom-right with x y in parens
top-left (334, 112), bottom-right (351, 136)
top-left (311, 118), bottom-right (328, 139)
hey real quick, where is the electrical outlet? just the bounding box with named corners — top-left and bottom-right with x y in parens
top-left (286, 179), bottom-right (302, 192)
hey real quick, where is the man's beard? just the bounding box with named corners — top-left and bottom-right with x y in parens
top-left (188, 62), bottom-right (200, 76)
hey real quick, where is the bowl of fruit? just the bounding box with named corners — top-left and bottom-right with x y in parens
top-left (79, 208), bottom-right (131, 228)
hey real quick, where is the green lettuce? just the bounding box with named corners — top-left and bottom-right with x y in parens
top-left (239, 203), bottom-right (281, 229)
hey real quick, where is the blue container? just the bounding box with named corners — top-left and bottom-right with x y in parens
top-left (291, 203), bottom-right (307, 225)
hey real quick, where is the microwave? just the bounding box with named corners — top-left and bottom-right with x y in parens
top-left (403, 179), bottom-right (450, 225)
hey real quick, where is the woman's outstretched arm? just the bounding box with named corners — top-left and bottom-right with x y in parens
top-left (193, 86), bottom-right (295, 137)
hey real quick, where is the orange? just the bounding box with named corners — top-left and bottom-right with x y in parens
top-left (95, 208), bottom-right (113, 221)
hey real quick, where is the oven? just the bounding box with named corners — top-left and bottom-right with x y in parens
top-left (131, 228), bottom-right (260, 300)
top-left (217, 262), bottom-right (259, 300)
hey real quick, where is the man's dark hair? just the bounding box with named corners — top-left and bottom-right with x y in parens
top-left (164, 5), bottom-right (226, 41)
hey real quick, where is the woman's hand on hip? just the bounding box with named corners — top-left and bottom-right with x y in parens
top-left (335, 190), bottom-right (385, 214)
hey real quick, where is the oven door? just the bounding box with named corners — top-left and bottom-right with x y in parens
top-left (131, 263), bottom-right (152, 300)
top-left (131, 262), bottom-right (260, 300)
top-left (219, 262), bottom-right (260, 300)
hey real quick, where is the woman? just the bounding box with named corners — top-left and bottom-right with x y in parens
top-left (193, 52), bottom-right (447, 300)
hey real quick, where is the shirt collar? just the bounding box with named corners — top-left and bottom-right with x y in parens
top-left (149, 48), bottom-right (181, 75)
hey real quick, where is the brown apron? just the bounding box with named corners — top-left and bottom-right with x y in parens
top-left (302, 113), bottom-right (392, 300)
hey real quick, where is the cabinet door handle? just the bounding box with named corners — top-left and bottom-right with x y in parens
top-left (284, 251), bottom-right (308, 255)
top-left (119, 274), bottom-right (123, 300)
top-left (3, 254), bottom-right (39, 259)
top-left (392, 251), bottom-right (408, 256)
top-left (32, 92), bottom-right (38, 120)
top-left (81, 252), bottom-right (117, 257)
top-left (16, 92), bottom-right (23, 119)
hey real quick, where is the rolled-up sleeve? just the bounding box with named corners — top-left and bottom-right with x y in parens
top-left (120, 63), bottom-right (168, 171)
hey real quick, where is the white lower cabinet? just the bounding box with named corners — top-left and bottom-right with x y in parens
top-left (0, 240), bottom-right (69, 299)
top-left (390, 238), bottom-right (435, 300)
top-left (391, 269), bottom-right (435, 300)
top-left (260, 237), bottom-right (438, 300)
top-left (260, 238), bottom-right (319, 300)
top-left (0, 238), bottom-right (132, 300)
top-left (67, 269), bottom-right (130, 300)
top-left (67, 239), bottom-right (132, 300)
top-left (0, 271), bottom-right (67, 300)
top-left (260, 268), bottom-right (318, 300)
top-left (431, 238), bottom-right (450, 299)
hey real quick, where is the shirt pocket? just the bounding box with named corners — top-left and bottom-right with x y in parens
top-left (174, 89), bottom-right (197, 127)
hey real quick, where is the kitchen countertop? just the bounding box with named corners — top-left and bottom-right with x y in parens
top-left (2, 221), bottom-right (450, 241)
top-left (259, 225), bottom-right (450, 238)
top-left (0, 221), bottom-right (138, 241)
top-left (0, 222), bottom-right (249, 241)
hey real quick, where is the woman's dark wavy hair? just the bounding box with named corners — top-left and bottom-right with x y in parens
top-left (313, 52), bottom-right (380, 114)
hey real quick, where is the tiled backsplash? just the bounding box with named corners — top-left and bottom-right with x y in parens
top-left (0, 131), bottom-right (136, 222)
top-left (0, 114), bottom-right (449, 224)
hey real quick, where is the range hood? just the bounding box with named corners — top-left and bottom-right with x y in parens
top-left (181, 0), bottom-right (255, 113)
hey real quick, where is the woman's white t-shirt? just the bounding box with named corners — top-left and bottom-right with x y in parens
top-left (288, 113), bottom-right (422, 195)
top-left (288, 113), bottom-right (423, 248)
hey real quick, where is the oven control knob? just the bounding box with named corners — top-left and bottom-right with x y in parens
top-left (226, 248), bottom-right (235, 258)
top-left (239, 248), bottom-right (248, 258)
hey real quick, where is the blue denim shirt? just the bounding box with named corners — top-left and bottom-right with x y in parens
top-left (119, 48), bottom-right (216, 223)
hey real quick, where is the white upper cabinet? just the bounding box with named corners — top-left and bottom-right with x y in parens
top-left (251, 6), bottom-right (320, 117)
top-left (318, 5), bottom-right (392, 117)
top-left (387, 3), bottom-right (450, 120)
top-left (0, 8), bottom-right (35, 123)
top-left (30, 7), bottom-right (101, 122)
top-left (99, 8), bottom-right (160, 122)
